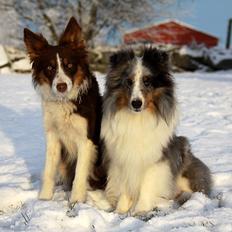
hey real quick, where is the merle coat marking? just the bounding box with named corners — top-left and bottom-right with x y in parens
top-left (100, 47), bottom-right (212, 215)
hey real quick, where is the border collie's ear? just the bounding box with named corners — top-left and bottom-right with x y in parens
top-left (24, 28), bottom-right (48, 60)
top-left (59, 17), bottom-right (84, 48)
top-left (110, 50), bottom-right (135, 67)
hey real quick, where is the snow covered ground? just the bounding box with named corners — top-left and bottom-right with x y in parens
top-left (0, 72), bottom-right (232, 232)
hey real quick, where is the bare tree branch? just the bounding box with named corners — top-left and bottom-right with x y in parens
top-left (36, 0), bottom-right (59, 43)
top-left (0, 0), bottom-right (193, 48)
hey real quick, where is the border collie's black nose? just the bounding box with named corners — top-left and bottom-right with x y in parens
top-left (131, 99), bottom-right (142, 110)
top-left (57, 83), bottom-right (67, 93)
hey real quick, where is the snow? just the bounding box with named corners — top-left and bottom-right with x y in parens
top-left (11, 58), bottom-right (31, 72)
top-left (208, 48), bottom-right (232, 65)
top-left (0, 45), bottom-right (9, 67)
top-left (178, 45), bottom-right (232, 66)
top-left (0, 72), bottom-right (232, 231)
top-left (179, 45), bottom-right (205, 58)
top-left (0, 67), bottom-right (11, 74)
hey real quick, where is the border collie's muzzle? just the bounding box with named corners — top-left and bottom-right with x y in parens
top-left (56, 83), bottom-right (68, 93)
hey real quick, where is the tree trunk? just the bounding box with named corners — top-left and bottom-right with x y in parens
top-left (83, 2), bottom-right (98, 47)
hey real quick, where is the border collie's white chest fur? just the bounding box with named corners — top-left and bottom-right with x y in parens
top-left (43, 101), bottom-right (88, 160)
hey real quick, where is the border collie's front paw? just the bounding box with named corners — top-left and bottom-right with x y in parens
top-left (38, 188), bottom-right (53, 200)
top-left (69, 190), bottom-right (86, 204)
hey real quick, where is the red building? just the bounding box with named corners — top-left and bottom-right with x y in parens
top-left (124, 20), bottom-right (218, 48)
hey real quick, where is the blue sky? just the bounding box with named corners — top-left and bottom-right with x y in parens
top-left (175, 0), bottom-right (232, 47)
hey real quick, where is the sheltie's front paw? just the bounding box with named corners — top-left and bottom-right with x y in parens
top-left (132, 205), bottom-right (157, 221)
top-left (133, 198), bottom-right (173, 216)
top-left (132, 201), bottom-right (153, 217)
top-left (115, 193), bottom-right (132, 214)
top-left (115, 202), bottom-right (131, 214)
top-left (115, 207), bottom-right (130, 215)
top-left (132, 208), bottom-right (150, 217)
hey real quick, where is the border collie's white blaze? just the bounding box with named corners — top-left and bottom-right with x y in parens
top-left (51, 54), bottom-right (73, 97)
top-left (24, 17), bottom-right (103, 204)
top-left (101, 47), bottom-right (212, 216)
top-left (36, 53), bottom-right (89, 102)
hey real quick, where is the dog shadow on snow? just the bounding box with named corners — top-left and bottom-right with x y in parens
top-left (0, 104), bottom-right (45, 190)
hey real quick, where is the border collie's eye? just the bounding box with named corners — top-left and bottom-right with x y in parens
top-left (67, 63), bottom-right (73, 69)
top-left (47, 65), bottom-right (53, 71)
top-left (64, 62), bottom-right (77, 75)
top-left (143, 76), bottom-right (152, 87)
top-left (125, 78), bottom-right (133, 88)
top-left (44, 65), bottom-right (56, 78)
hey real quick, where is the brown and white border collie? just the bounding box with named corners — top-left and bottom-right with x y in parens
top-left (101, 47), bottom-right (212, 216)
top-left (24, 17), bottom-right (102, 204)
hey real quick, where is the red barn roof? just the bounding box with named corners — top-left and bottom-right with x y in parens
top-left (124, 20), bottom-right (218, 48)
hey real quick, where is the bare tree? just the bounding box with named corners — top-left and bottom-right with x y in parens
top-left (0, 0), bottom-right (189, 48)
top-left (73, 0), bottom-right (183, 46)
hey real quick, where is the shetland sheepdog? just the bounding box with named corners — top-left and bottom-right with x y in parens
top-left (100, 47), bottom-right (212, 216)
top-left (24, 17), bottom-right (103, 204)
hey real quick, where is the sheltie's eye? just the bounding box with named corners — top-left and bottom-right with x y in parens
top-left (143, 76), bottom-right (152, 87)
top-left (125, 78), bottom-right (133, 88)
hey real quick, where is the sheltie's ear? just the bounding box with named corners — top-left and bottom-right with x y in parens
top-left (109, 49), bottom-right (135, 68)
top-left (24, 28), bottom-right (49, 60)
top-left (143, 47), bottom-right (170, 71)
top-left (59, 17), bottom-right (84, 48)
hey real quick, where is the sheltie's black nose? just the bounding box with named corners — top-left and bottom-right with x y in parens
top-left (131, 99), bottom-right (142, 111)
top-left (57, 83), bottom-right (67, 93)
